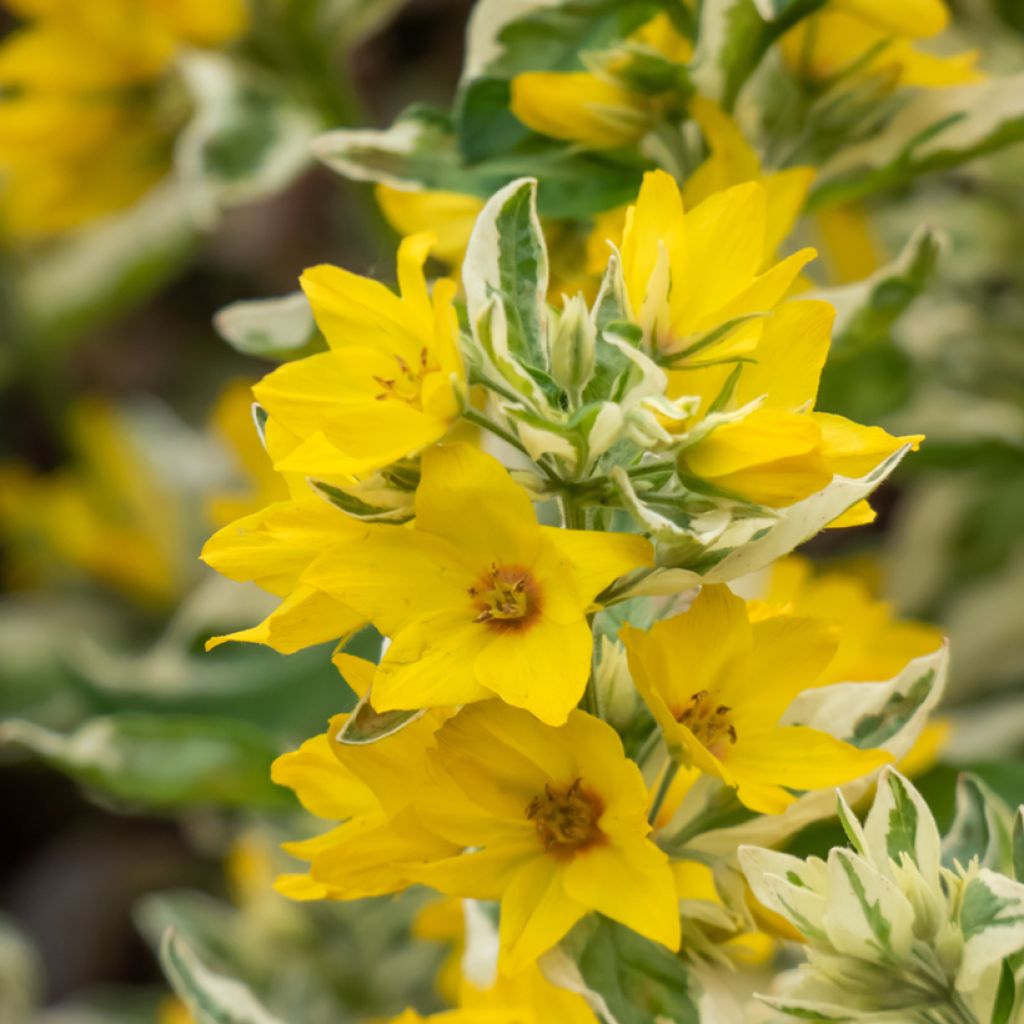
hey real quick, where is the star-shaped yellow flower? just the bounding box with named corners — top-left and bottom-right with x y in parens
top-left (621, 584), bottom-right (893, 814)
top-left (271, 654), bottom-right (457, 900)
top-left (412, 701), bottom-right (680, 973)
top-left (304, 443), bottom-right (653, 725)
top-left (254, 232), bottom-right (465, 477)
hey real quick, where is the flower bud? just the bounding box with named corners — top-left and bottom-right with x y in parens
top-left (549, 295), bottom-right (596, 400)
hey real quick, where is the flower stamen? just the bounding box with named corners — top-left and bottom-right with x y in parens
top-left (526, 778), bottom-right (604, 855)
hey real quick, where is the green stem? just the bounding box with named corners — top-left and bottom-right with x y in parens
top-left (634, 729), bottom-right (663, 770)
top-left (647, 760), bottom-right (679, 826)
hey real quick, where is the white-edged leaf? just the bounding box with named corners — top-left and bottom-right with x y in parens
top-left (943, 774), bottom-right (1015, 874)
top-left (738, 846), bottom-right (829, 941)
top-left (160, 928), bottom-right (286, 1024)
top-left (213, 292), bottom-right (315, 359)
top-left (630, 442), bottom-right (916, 593)
top-left (814, 73), bottom-right (1024, 207)
top-left (863, 768), bottom-right (941, 885)
top-left (175, 52), bottom-right (319, 225)
top-left (957, 869), bottom-right (1024, 993)
top-left (463, 177), bottom-right (549, 372)
top-left (824, 848), bottom-right (915, 963)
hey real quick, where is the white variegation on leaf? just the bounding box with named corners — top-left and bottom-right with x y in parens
top-left (739, 769), bottom-right (1024, 1023)
top-left (213, 292), bottom-right (315, 360)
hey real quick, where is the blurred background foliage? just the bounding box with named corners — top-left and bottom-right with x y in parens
top-left (0, 0), bottom-right (1022, 1020)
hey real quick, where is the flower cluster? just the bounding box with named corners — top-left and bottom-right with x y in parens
top-left (201, 166), bottom-right (946, 991)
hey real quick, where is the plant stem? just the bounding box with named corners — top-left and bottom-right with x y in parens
top-left (647, 760), bottom-right (679, 826)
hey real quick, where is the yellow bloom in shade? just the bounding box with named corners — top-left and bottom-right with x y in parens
top-left (375, 185), bottom-right (485, 268)
top-left (0, 400), bottom-right (184, 608)
top-left (0, 0), bottom-right (248, 240)
top-left (304, 444), bottom-right (652, 725)
top-left (412, 701), bottom-right (680, 973)
top-left (510, 13), bottom-right (693, 148)
top-left (621, 585), bottom-right (893, 815)
top-left (157, 996), bottom-right (194, 1024)
top-left (205, 378), bottom-right (290, 528)
top-left (254, 232), bottom-right (465, 477)
top-left (780, 0), bottom-right (981, 89)
top-left (753, 555), bottom-right (943, 686)
top-left (413, 897), bottom-right (598, 1022)
top-left (201, 494), bottom-right (367, 653)
top-left (271, 654), bottom-right (458, 899)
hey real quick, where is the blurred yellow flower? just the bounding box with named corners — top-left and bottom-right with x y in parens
top-left (753, 555), bottom-right (943, 686)
top-left (511, 13), bottom-right (693, 148)
top-left (780, 0), bottom-right (981, 89)
top-left (620, 171), bottom-right (919, 507)
top-left (412, 701), bottom-right (680, 973)
top-left (271, 654), bottom-right (457, 900)
top-left (205, 378), bottom-right (289, 528)
top-left (304, 444), bottom-right (652, 725)
top-left (0, 0), bottom-right (248, 240)
top-left (256, 233), bottom-right (465, 477)
top-left (157, 996), bottom-right (193, 1024)
top-left (375, 185), bottom-right (485, 268)
top-left (622, 584), bottom-right (892, 814)
top-left (0, 400), bottom-right (184, 608)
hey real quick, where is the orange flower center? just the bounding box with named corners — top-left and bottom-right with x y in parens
top-left (372, 348), bottom-right (433, 405)
top-left (675, 690), bottom-right (737, 752)
top-left (468, 564), bottom-right (541, 632)
top-left (527, 779), bottom-right (604, 855)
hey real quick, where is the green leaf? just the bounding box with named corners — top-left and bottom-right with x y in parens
top-left (991, 959), bottom-right (1016, 1024)
top-left (1014, 809), bottom-right (1024, 883)
top-left (160, 929), bottom-right (287, 1024)
top-left (553, 917), bottom-right (699, 1024)
top-left (314, 108), bottom-right (644, 219)
top-left (338, 698), bottom-right (424, 744)
top-left (826, 227), bottom-right (944, 349)
top-left (942, 774), bottom-right (1014, 874)
top-left (0, 714), bottom-right (288, 810)
top-left (176, 53), bottom-right (319, 220)
top-left (810, 74), bottom-right (1024, 210)
top-left (474, 0), bottom-right (664, 78)
top-left (213, 292), bottom-right (316, 360)
top-left (463, 178), bottom-right (549, 372)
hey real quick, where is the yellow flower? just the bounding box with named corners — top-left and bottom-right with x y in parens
top-left (200, 492), bottom-right (367, 653)
top-left (621, 584), bottom-right (892, 814)
top-left (304, 443), bottom-right (652, 725)
top-left (271, 654), bottom-right (457, 900)
top-left (617, 170), bottom-right (920, 507)
top-left (619, 170), bottom-right (815, 360)
top-left (413, 897), bottom-right (597, 1022)
top-left (780, 0), bottom-right (981, 89)
top-left (0, 0), bottom-right (248, 240)
top-left (157, 996), bottom-right (194, 1024)
top-left (254, 232), bottom-right (465, 477)
top-left (412, 700), bottom-right (680, 973)
top-left (753, 555), bottom-right (943, 686)
top-left (375, 185), bottom-right (485, 268)
top-left (0, 400), bottom-right (184, 607)
top-left (585, 99), bottom-right (815, 280)
top-left (205, 378), bottom-right (290, 528)
top-left (510, 13), bottom-right (693, 148)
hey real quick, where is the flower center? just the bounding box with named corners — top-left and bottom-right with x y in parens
top-left (468, 564), bottom-right (541, 632)
top-left (373, 348), bottom-right (432, 405)
top-left (675, 690), bottom-right (737, 752)
top-left (526, 779), bottom-right (604, 855)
